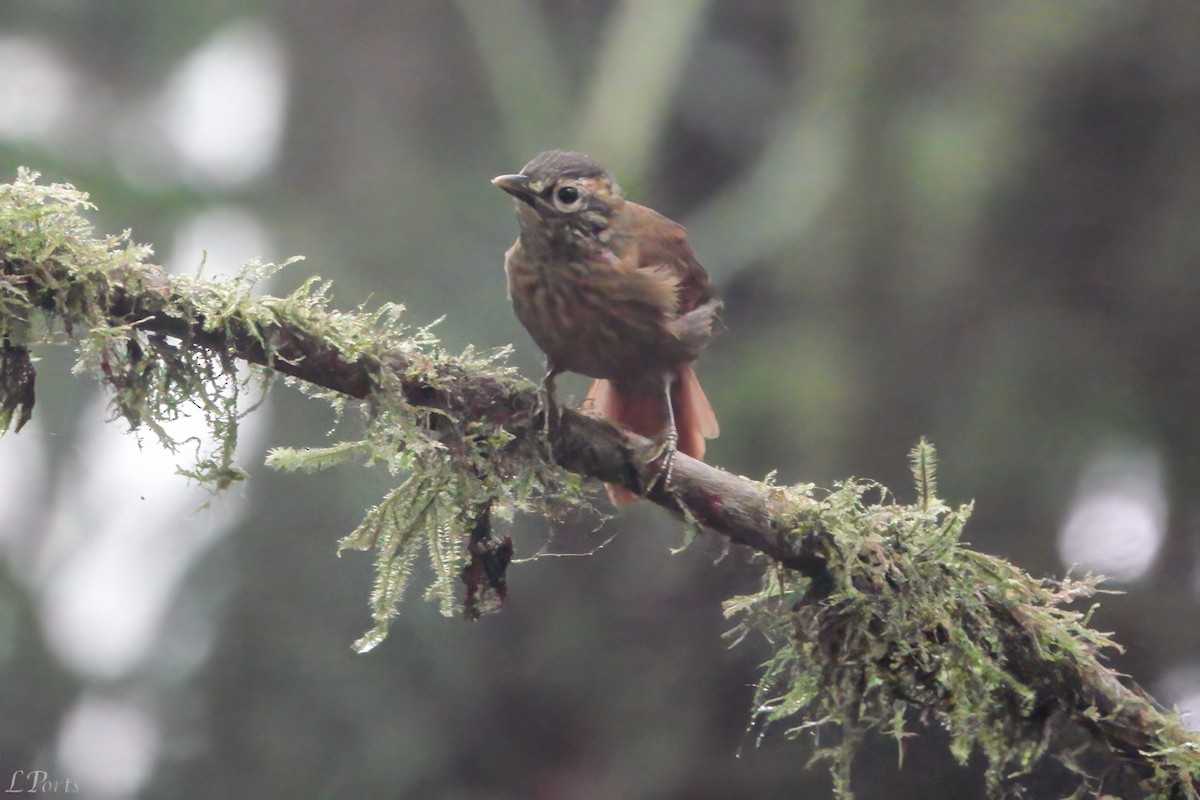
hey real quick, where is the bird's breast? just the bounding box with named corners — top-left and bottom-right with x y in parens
top-left (505, 248), bottom-right (682, 382)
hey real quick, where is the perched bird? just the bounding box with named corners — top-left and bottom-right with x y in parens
top-left (492, 150), bottom-right (721, 505)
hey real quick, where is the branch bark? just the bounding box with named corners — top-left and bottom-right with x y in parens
top-left (2, 178), bottom-right (1196, 798)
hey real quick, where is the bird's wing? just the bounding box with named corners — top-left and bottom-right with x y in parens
top-left (623, 202), bottom-right (714, 313)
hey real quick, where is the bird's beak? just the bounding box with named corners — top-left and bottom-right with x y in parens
top-left (492, 173), bottom-right (536, 206)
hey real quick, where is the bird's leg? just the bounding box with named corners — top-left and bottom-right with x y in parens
top-left (539, 362), bottom-right (562, 439)
top-left (639, 375), bottom-right (679, 496)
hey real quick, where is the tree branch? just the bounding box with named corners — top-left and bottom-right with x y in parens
top-left (2, 171), bottom-right (1196, 798)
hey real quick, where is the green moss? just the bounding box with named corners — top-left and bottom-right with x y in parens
top-left (725, 439), bottom-right (1164, 799)
top-left (1, 169), bottom-right (584, 647)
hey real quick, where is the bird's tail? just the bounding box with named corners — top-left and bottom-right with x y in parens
top-left (587, 366), bottom-right (719, 507)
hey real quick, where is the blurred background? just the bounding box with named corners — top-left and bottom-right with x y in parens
top-left (2, 1), bottom-right (1199, 798)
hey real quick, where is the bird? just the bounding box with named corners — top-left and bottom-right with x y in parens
top-left (492, 150), bottom-right (721, 505)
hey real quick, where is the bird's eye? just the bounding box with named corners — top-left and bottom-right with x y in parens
top-left (554, 185), bottom-right (581, 209)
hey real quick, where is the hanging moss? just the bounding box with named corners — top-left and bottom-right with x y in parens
top-left (0, 169), bottom-right (583, 646)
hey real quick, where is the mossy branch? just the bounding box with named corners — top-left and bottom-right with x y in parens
top-left (2, 170), bottom-right (1197, 798)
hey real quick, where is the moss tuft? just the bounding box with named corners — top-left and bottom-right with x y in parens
top-left (723, 440), bottom-right (1178, 798)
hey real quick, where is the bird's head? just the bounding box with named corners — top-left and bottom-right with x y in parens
top-left (493, 150), bottom-right (625, 243)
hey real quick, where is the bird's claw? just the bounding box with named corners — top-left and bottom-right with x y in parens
top-left (636, 426), bottom-right (678, 498)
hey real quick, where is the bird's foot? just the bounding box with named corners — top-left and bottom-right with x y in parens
top-left (636, 426), bottom-right (678, 498)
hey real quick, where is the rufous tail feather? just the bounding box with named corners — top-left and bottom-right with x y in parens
top-left (587, 366), bottom-right (719, 507)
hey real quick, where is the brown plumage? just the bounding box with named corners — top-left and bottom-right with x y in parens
top-left (492, 150), bottom-right (721, 505)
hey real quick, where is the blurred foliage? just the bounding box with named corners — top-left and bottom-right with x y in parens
top-left (2, 0), bottom-right (1200, 798)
